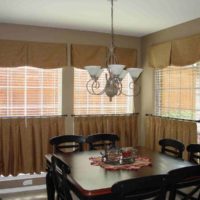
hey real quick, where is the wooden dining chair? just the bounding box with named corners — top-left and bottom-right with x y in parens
top-left (112, 175), bottom-right (168, 200)
top-left (168, 165), bottom-right (200, 200)
top-left (176, 144), bottom-right (200, 199)
top-left (85, 133), bottom-right (119, 150)
top-left (49, 134), bottom-right (85, 153)
top-left (159, 138), bottom-right (185, 159)
top-left (187, 144), bottom-right (200, 164)
top-left (51, 155), bottom-right (73, 200)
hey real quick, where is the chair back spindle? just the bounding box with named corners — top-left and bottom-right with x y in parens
top-left (159, 138), bottom-right (185, 159)
top-left (50, 135), bottom-right (85, 153)
top-left (85, 133), bottom-right (119, 150)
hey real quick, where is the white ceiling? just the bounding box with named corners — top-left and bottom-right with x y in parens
top-left (0, 0), bottom-right (200, 37)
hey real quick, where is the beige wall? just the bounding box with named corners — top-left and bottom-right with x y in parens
top-left (0, 23), bottom-right (141, 134)
top-left (140, 18), bottom-right (200, 145)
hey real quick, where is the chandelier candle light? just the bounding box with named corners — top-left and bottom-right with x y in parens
top-left (84, 0), bottom-right (143, 101)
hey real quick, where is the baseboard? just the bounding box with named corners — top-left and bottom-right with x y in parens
top-left (0, 173), bottom-right (46, 193)
top-left (0, 185), bottom-right (46, 194)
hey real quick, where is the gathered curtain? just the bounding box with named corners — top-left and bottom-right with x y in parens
top-left (0, 39), bottom-right (67, 68)
top-left (149, 33), bottom-right (200, 68)
top-left (0, 116), bottom-right (65, 176)
top-left (71, 44), bottom-right (137, 68)
top-left (74, 114), bottom-right (138, 148)
top-left (145, 115), bottom-right (197, 159)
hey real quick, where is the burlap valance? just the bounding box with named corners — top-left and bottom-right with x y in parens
top-left (71, 44), bottom-right (138, 69)
top-left (171, 34), bottom-right (200, 66)
top-left (115, 47), bottom-right (137, 67)
top-left (0, 40), bottom-right (67, 68)
top-left (28, 42), bottom-right (67, 68)
top-left (71, 44), bottom-right (107, 68)
top-left (0, 40), bottom-right (27, 67)
top-left (149, 34), bottom-right (200, 68)
top-left (149, 42), bottom-right (172, 69)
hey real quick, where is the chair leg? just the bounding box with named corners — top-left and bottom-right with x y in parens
top-left (169, 190), bottom-right (176, 200)
top-left (180, 186), bottom-right (200, 200)
top-left (197, 190), bottom-right (200, 200)
top-left (46, 170), bottom-right (55, 200)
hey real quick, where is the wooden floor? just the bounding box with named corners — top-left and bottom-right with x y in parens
top-left (0, 189), bottom-right (47, 200)
top-left (0, 188), bottom-right (198, 200)
top-left (0, 189), bottom-right (80, 200)
top-left (0, 191), bottom-right (190, 200)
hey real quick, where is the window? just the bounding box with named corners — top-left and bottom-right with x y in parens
top-left (154, 65), bottom-right (200, 120)
top-left (0, 66), bottom-right (62, 117)
top-left (74, 68), bottom-right (134, 114)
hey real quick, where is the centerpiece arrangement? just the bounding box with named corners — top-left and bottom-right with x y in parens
top-left (101, 146), bottom-right (137, 165)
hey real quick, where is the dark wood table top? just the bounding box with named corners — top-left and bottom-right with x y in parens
top-left (45, 146), bottom-right (193, 198)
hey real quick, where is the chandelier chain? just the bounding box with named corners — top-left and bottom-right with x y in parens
top-left (111, 0), bottom-right (114, 49)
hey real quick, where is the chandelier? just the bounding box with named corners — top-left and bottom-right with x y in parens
top-left (84, 0), bottom-right (143, 101)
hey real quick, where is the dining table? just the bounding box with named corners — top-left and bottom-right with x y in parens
top-left (45, 146), bottom-right (194, 200)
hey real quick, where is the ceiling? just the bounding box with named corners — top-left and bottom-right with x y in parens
top-left (0, 0), bottom-right (200, 37)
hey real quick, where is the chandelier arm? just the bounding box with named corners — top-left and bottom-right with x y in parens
top-left (86, 79), bottom-right (98, 95)
top-left (86, 79), bottom-right (106, 95)
top-left (91, 81), bottom-right (106, 95)
top-left (121, 81), bottom-right (141, 97)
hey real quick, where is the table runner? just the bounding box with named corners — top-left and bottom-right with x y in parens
top-left (89, 156), bottom-right (151, 170)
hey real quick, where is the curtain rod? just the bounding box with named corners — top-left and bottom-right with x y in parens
top-left (0, 113), bottom-right (140, 119)
top-left (0, 114), bottom-right (68, 119)
top-left (145, 114), bottom-right (200, 123)
top-left (71, 113), bottom-right (139, 117)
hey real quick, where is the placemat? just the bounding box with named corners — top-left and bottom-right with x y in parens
top-left (89, 156), bottom-right (152, 170)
